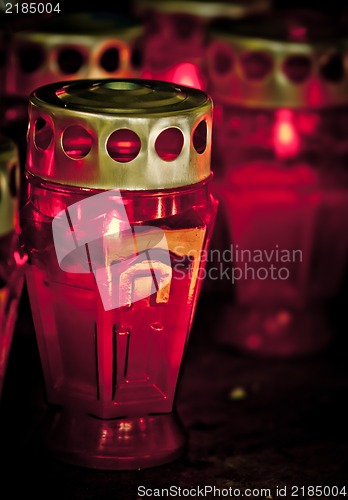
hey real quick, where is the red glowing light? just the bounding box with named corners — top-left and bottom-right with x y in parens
top-left (273, 109), bottom-right (300, 159)
top-left (140, 63), bottom-right (204, 90)
top-left (297, 112), bottom-right (319, 135)
top-left (62, 126), bottom-right (92, 159)
top-left (155, 127), bottom-right (184, 161)
top-left (5, 109), bottom-right (19, 121)
top-left (247, 334), bottom-right (262, 350)
top-left (289, 24), bottom-right (307, 42)
top-left (172, 62), bottom-right (204, 89)
top-left (21, 178), bottom-right (218, 468)
top-left (107, 129), bottom-right (141, 162)
top-left (306, 80), bottom-right (325, 107)
top-left (14, 250), bottom-right (28, 266)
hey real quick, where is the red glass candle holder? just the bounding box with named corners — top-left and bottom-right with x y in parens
top-left (20, 79), bottom-right (217, 469)
top-left (206, 10), bottom-right (348, 356)
top-left (135, 0), bottom-right (270, 90)
top-left (0, 12), bottom-right (144, 184)
top-left (5, 12), bottom-right (143, 99)
top-left (0, 134), bottom-right (25, 397)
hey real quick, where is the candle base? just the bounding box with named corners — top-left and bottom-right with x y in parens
top-left (43, 409), bottom-right (187, 470)
top-left (218, 306), bottom-right (332, 357)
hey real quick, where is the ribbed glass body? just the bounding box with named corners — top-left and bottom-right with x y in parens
top-left (21, 177), bottom-right (216, 417)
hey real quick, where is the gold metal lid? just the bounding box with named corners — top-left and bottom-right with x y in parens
top-left (206, 10), bottom-right (348, 108)
top-left (27, 79), bottom-right (212, 190)
top-left (135, 0), bottom-right (270, 20)
top-left (0, 134), bottom-right (20, 236)
top-left (6, 13), bottom-right (143, 99)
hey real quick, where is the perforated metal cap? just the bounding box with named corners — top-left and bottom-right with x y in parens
top-left (27, 79), bottom-right (212, 190)
top-left (6, 12), bottom-right (143, 99)
top-left (206, 10), bottom-right (348, 108)
top-left (0, 134), bottom-right (20, 236)
top-left (136, 0), bottom-right (270, 19)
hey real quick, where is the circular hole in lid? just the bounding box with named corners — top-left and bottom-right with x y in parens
top-left (100, 47), bottom-right (120, 73)
top-left (214, 49), bottom-right (234, 75)
top-left (107, 129), bottom-right (141, 162)
top-left (283, 55), bottom-right (312, 83)
top-left (241, 51), bottom-right (273, 81)
top-left (102, 81), bottom-right (142, 90)
top-left (155, 128), bottom-right (184, 161)
top-left (34, 118), bottom-right (53, 150)
top-left (17, 44), bottom-right (45, 73)
top-left (62, 125), bottom-right (92, 159)
top-left (320, 52), bottom-right (344, 82)
top-left (193, 120), bottom-right (207, 154)
top-left (57, 47), bottom-right (84, 74)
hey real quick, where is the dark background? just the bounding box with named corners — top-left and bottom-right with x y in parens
top-left (1, 1), bottom-right (348, 499)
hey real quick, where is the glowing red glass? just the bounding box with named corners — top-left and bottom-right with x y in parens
top-left (0, 134), bottom-right (26, 396)
top-left (0, 232), bottom-right (26, 396)
top-left (20, 176), bottom-right (217, 467)
top-left (216, 105), bottom-right (348, 356)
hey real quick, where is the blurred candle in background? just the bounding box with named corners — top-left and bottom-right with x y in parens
top-left (0, 11), bottom-right (143, 202)
top-left (134, 0), bottom-right (271, 90)
top-left (0, 134), bottom-right (25, 398)
top-left (20, 79), bottom-right (217, 468)
top-left (5, 12), bottom-right (143, 99)
top-left (206, 10), bottom-right (348, 356)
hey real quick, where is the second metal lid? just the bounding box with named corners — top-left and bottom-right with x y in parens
top-left (206, 10), bottom-right (348, 109)
top-left (135, 0), bottom-right (270, 20)
top-left (6, 12), bottom-right (143, 99)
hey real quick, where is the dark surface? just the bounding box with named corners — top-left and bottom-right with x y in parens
top-left (1, 285), bottom-right (348, 500)
top-left (2, 1), bottom-right (348, 496)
